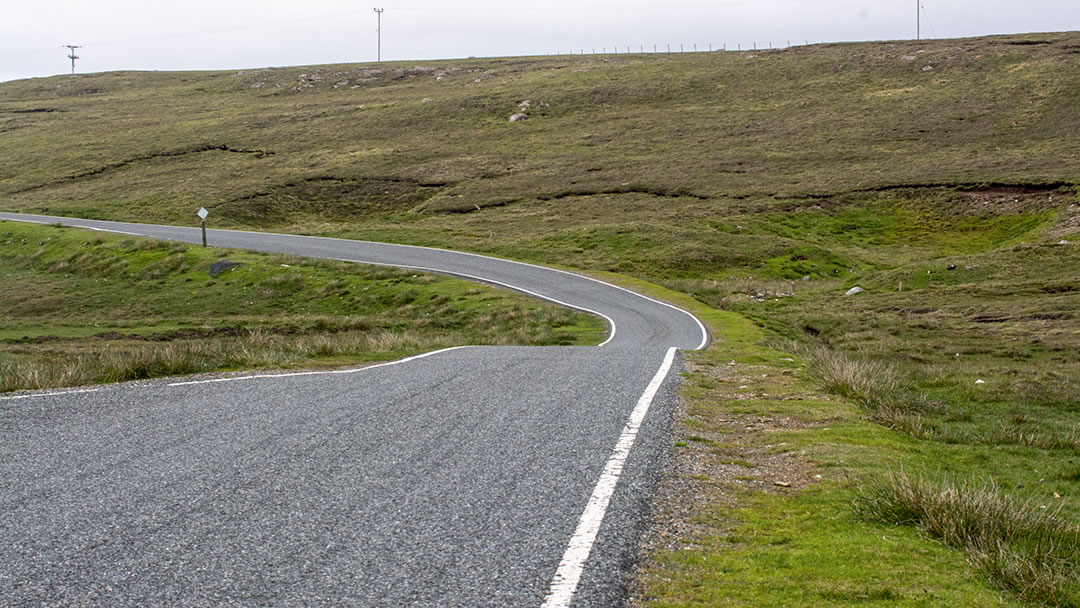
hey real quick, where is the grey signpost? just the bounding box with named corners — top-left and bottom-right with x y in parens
top-left (198, 207), bottom-right (209, 247)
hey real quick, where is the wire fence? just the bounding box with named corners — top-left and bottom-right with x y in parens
top-left (552, 40), bottom-right (822, 56)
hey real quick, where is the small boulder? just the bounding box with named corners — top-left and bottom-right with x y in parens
top-left (509, 113), bottom-right (528, 123)
top-left (845, 286), bottom-right (864, 296)
top-left (209, 260), bottom-right (242, 277)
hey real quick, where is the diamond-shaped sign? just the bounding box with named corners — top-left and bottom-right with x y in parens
top-left (197, 207), bottom-right (209, 220)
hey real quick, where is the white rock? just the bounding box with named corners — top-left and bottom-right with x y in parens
top-left (922, 65), bottom-right (934, 71)
top-left (422, 98), bottom-right (433, 103)
top-left (975, 379), bottom-right (986, 384)
top-left (1059, 240), bottom-right (1072, 245)
top-left (509, 113), bottom-right (528, 122)
top-left (845, 286), bottom-right (864, 296)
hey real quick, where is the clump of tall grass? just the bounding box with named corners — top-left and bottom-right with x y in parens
top-left (780, 340), bottom-right (939, 436)
top-left (981, 424), bottom-right (1080, 453)
top-left (783, 342), bottom-right (1080, 453)
top-left (855, 469), bottom-right (1080, 606)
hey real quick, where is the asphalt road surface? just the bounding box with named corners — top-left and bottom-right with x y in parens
top-left (0, 213), bottom-right (708, 607)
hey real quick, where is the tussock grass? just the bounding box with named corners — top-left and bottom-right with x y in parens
top-left (786, 341), bottom-right (1080, 453)
top-left (982, 424), bottom-right (1080, 453)
top-left (855, 469), bottom-right (1080, 606)
top-left (0, 329), bottom-right (449, 392)
top-left (782, 340), bottom-right (940, 433)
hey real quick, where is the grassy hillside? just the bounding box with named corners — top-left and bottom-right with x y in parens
top-left (3, 31), bottom-right (1079, 606)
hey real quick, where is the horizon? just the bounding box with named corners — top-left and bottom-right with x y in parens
top-left (3, 28), bottom-right (1077, 85)
top-left (3, 0), bottom-right (1079, 83)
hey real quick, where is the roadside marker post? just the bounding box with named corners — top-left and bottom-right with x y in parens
top-left (198, 207), bottom-right (209, 247)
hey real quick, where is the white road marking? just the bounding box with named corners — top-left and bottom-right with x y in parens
top-left (542, 346), bottom-right (679, 608)
top-left (331, 258), bottom-right (619, 348)
top-left (0, 388), bottom-right (101, 401)
top-left (86, 227), bottom-right (140, 236)
top-left (248, 229), bottom-right (708, 350)
top-left (166, 345), bottom-right (473, 386)
top-left (2, 214), bottom-right (707, 601)
top-left (2, 215), bottom-right (709, 350)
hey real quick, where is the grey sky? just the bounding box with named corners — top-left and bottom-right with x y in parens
top-left (1, 1), bottom-right (1078, 82)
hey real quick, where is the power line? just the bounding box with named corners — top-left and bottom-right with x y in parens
top-left (920, 2), bottom-right (939, 38)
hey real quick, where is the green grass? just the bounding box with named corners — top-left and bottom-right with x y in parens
top-left (0, 222), bottom-right (605, 391)
top-left (2, 31), bottom-right (1080, 607)
top-left (609, 280), bottom-right (1078, 607)
top-left (648, 487), bottom-right (1029, 607)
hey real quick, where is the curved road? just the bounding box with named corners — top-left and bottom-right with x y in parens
top-left (0, 213), bottom-right (707, 607)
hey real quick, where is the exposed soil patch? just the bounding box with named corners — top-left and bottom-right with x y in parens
top-left (1003, 40), bottom-right (1054, 46)
top-left (2, 108), bottom-right (60, 114)
top-left (218, 176), bottom-right (445, 224)
top-left (426, 198), bottom-right (515, 214)
top-left (543, 185), bottom-right (710, 201)
top-left (1047, 203), bottom-right (1080, 239)
top-left (635, 360), bottom-right (821, 560)
top-left (13, 145), bottom-right (274, 194)
top-left (782, 181), bottom-right (1072, 202)
top-left (953, 185), bottom-right (1072, 215)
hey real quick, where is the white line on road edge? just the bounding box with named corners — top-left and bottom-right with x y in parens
top-left (332, 258), bottom-right (619, 348)
top-left (0, 388), bottom-right (101, 401)
top-left (166, 345), bottom-right (473, 387)
top-left (86, 226), bottom-right (140, 236)
top-left (1, 214), bottom-right (706, 349)
top-left (542, 346), bottom-right (679, 608)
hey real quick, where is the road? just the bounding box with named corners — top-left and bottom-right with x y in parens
top-left (0, 213), bottom-right (707, 607)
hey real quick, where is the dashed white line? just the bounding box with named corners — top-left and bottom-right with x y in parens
top-left (541, 346), bottom-right (679, 608)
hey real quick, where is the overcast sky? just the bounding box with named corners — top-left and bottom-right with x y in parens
top-left (1, 1), bottom-right (1078, 82)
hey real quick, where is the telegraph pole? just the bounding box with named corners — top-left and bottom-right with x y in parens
top-left (63, 45), bottom-right (82, 74)
top-left (916, 0), bottom-right (921, 39)
top-left (374, 8), bottom-right (384, 62)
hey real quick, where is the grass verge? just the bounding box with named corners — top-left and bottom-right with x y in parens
top-left (855, 470), bottom-right (1080, 607)
top-left (620, 279), bottom-right (1077, 607)
top-left (0, 222), bottom-right (605, 392)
